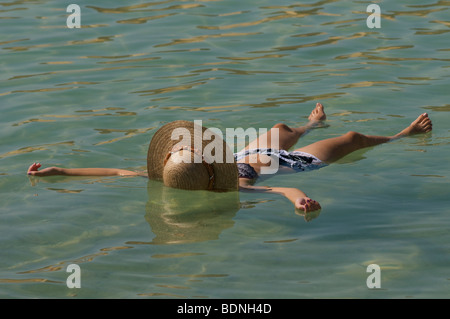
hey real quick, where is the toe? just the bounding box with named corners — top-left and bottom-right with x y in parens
top-left (419, 114), bottom-right (429, 123)
top-left (412, 114), bottom-right (426, 125)
top-left (423, 123), bottom-right (432, 132)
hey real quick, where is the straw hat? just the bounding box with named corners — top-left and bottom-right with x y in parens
top-left (147, 120), bottom-right (238, 191)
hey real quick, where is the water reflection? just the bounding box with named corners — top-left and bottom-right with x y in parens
top-left (197, 7), bottom-right (322, 31)
top-left (144, 181), bottom-right (240, 244)
top-left (117, 13), bottom-right (176, 24)
top-left (423, 104), bottom-right (450, 112)
top-left (87, 2), bottom-right (203, 14)
top-left (154, 32), bottom-right (262, 48)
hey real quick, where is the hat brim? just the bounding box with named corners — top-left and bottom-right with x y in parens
top-left (147, 120), bottom-right (238, 191)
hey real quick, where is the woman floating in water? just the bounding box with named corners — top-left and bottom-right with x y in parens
top-left (27, 103), bottom-right (432, 214)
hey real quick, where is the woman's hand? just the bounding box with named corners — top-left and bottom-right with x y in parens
top-left (295, 197), bottom-right (321, 213)
top-left (27, 163), bottom-right (61, 176)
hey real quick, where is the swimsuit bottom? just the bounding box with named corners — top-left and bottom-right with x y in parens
top-left (234, 148), bottom-right (327, 179)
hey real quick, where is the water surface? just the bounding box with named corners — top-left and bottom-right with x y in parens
top-left (0, 0), bottom-right (449, 298)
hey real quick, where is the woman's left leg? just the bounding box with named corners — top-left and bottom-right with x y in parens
top-left (242, 103), bottom-right (326, 152)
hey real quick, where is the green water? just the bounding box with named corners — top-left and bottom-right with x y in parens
top-left (1, 0), bottom-right (449, 299)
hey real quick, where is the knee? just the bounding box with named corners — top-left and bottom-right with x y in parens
top-left (344, 131), bottom-right (366, 144)
top-left (272, 123), bottom-right (292, 132)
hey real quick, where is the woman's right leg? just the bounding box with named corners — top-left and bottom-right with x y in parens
top-left (295, 113), bottom-right (432, 163)
top-left (295, 131), bottom-right (392, 163)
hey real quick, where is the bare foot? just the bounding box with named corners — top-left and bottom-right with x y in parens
top-left (308, 102), bottom-right (327, 122)
top-left (293, 103), bottom-right (328, 136)
top-left (395, 113), bottom-right (432, 138)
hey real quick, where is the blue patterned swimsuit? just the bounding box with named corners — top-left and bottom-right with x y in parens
top-left (234, 148), bottom-right (327, 179)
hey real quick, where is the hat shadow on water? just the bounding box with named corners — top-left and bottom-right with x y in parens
top-left (145, 180), bottom-right (240, 245)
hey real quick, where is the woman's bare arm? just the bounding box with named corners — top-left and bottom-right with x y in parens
top-left (238, 178), bottom-right (321, 213)
top-left (27, 163), bottom-right (141, 177)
